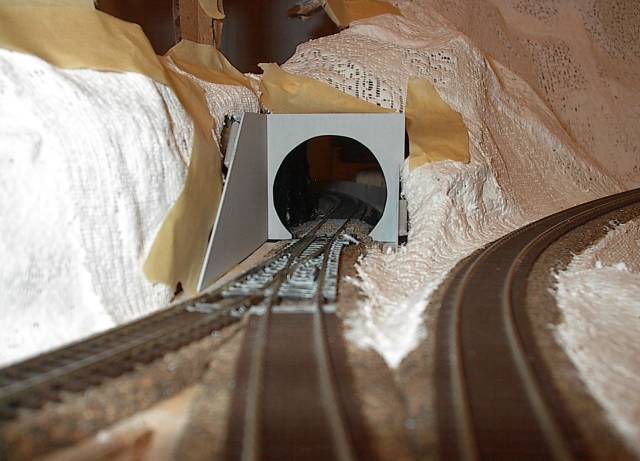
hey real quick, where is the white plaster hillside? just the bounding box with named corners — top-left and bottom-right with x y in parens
top-left (555, 219), bottom-right (640, 455)
top-left (282, 0), bottom-right (636, 367)
top-left (0, 49), bottom-right (258, 367)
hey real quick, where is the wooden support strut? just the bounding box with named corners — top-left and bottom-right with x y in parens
top-left (178, 0), bottom-right (216, 47)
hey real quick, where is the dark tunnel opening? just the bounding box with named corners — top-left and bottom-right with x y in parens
top-left (273, 135), bottom-right (387, 234)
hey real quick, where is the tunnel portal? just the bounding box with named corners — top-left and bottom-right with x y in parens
top-left (198, 112), bottom-right (404, 290)
top-left (273, 135), bottom-right (387, 233)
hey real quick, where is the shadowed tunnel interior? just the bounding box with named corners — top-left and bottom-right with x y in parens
top-left (273, 136), bottom-right (387, 232)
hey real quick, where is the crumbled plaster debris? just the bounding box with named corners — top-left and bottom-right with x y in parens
top-left (342, 233), bottom-right (360, 244)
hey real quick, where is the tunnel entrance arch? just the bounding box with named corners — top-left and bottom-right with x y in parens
top-left (266, 113), bottom-right (404, 242)
top-left (273, 135), bottom-right (387, 233)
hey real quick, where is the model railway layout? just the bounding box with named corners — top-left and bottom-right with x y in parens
top-left (1, 189), bottom-right (639, 459)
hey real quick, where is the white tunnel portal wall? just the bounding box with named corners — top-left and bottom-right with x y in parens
top-left (198, 112), bottom-right (404, 292)
top-left (267, 113), bottom-right (405, 242)
top-left (197, 113), bottom-right (268, 292)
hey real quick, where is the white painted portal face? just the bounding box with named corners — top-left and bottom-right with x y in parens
top-left (198, 112), bottom-right (405, 292)
top-left (266, 113), bottom-right (405, 242)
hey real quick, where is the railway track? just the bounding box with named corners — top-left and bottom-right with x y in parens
top-left (223, 197), bottom-right (375, 461)
top-left (435, 187), bottom-right (640, 461)
top-left (0, 193), bottom-right (364, 430)
top-left (5, 183), bottom-right (638, 460)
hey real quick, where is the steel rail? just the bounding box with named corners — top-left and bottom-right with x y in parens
top-left (435, 188), bottom-right (640, 460)
top-left (224, 196), bottom-right (375, 461)
top-left (0, 194), bottom-right (345, 421)
top-left (204, 192), bottom-right (344, 301)
top-left (310, 221), bottom-right (358, 461)
top-left (237, 217), bottom-right (340, 461)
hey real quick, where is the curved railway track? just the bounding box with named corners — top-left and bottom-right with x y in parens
top-left (435, 187), bottom-right (640, 460)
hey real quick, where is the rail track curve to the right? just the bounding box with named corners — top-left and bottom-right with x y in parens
top-left (435, 187), bottom-right (640, 461)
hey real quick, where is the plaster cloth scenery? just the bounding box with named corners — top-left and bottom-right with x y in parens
top-left (280, 0), bottom-right (638, 367)
top-left (0, 49), bottom-right (258, 367)
top-left (554, 219), bottom-right (640, 455)
top-left (279, 0), bottom-right (640, 443)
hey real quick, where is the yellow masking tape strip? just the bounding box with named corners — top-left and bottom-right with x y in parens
top-left (259, 63), bottom-right (392, 114)
top-left (0, 4), bottom-right (247, 293)
top-left (406, 77), bottom-right (470, 168)
top-left (144, 65), bottom-right (222, 292)
top-left (259, 65), bottom-right (469, 168)
top-left (324, 0), bottom-right (400, 28)
top-left (167, 39), bottom-right (251, 88)
top-left (0, 6), bottom-right (167, 80)
top-left (198, 0), bottom-right (225, 19)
